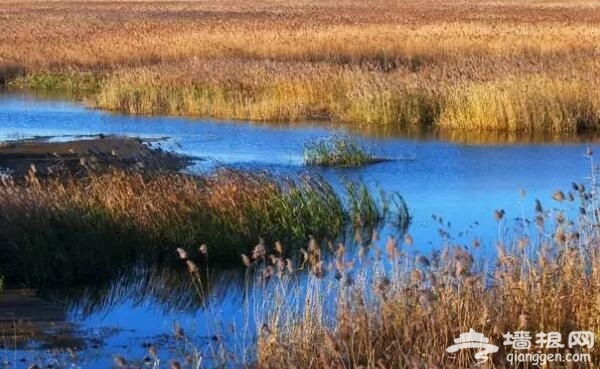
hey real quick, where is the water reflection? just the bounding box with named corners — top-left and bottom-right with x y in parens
top-left (42, 264), bottom-right (214, 317)
top-left (344, 124), bottom-right (600, 144)
top-left (37, 222), bottom-right (400, 319)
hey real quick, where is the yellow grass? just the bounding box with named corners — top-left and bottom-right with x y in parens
top-left (251, 231), bottom-right (600, 369)
top-left (2, 0), bottom-right (600, 132)
top-left (439, 76), bottom-right (600, 132)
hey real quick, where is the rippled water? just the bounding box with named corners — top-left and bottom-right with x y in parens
top-left (0, 92), bottom-right (597, 367)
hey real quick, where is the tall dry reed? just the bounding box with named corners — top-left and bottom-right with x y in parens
top-left (0, 168), bottom-right (405, 286)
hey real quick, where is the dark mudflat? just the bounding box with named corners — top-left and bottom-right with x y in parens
top-left (0, 289), bottom-right (83, 349)
top-left (0, 135), bottom-right (193, 176)
top-left (0, 289), bottom-right (65, 323)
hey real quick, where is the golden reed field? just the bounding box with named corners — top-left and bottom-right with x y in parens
top-left (1, 0), bottom-right (600, 132)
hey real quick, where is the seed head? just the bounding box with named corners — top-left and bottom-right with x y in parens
top-left (148, 345), bottom-right (158, 359)
top-left (554, 230), bottom-right (566, 244)
top-left (113, 355), bottom-right (128, 368)
top-left (385, 236), bottom-right (397, 259)
top-left (552, 190), bottom-right (565, 202)
top-left (185, 260), bottom-right (198, 274)
top-left (176, 248), bottom-right (188, 260)
top-left (494, 209), bottom-right (505, 221)
top-left (335, 243), bottom-right (345, 258)
top-left (252, 243), bottom-right (266, 260)
top-left (241, 254), bottom-right (251, 267)
top-left (275, 241), bottom-right (283, 255)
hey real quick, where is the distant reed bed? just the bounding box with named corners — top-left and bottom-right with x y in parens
top-left (3, 0), bottom-right (600, 133)
top-left (95, 63), bottom-right (600, 133)
top-left (439, 76), bottom-right (600, 133)
top-left (0, 168), bottom-right (407, 287)
top-left (94, 61), bottom-right (441, 126)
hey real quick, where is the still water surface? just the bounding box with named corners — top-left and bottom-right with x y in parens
top-left (0, 93), bottom-right (596, 367)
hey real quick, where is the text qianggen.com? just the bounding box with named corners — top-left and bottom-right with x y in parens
top-left (507, 352), bottom-right (591, 366)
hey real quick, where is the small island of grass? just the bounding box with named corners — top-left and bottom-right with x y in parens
top-left (303, 136), bottom-right (386, 167)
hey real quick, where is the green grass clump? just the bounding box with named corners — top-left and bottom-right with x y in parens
top-left (7, 72), bottom-right (102, 95)
top-left (344, 181), bottom-right (410, 230)
top-left (304, 136), bottom-right (383, 167)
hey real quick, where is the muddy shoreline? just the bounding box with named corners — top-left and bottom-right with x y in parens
top-left (0, 135), bottom-right (194, 176)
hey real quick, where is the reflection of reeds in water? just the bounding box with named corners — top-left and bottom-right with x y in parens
top-left (44, 263), bottom-right (231, 318)
top-left (0, 168), bottom-right (408, 287)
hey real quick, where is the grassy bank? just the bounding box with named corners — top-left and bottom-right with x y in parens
top-left (0, 169), bottom-right (407, 287)
top-left (2, 0), bottom-right (600, 133)
top-left (439, 76), bottom-right (600, 133)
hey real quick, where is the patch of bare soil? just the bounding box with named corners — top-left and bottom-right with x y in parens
top-left (0, 135), bottom-right (193, 176)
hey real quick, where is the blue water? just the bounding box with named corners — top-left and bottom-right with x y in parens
top-left (0, 92), bottom-right (596, 368)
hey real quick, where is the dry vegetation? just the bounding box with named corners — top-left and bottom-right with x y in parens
top-left (168, 154), bottom-right (600, 369)
top-left (249, 213), bottom-right (600, 369)
top-left (2, 0), bottom-right (600, 133)
top-left (0, 167), bottom-right (407, 286)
